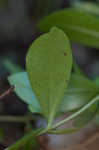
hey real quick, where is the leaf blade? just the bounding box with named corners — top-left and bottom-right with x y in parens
top-left (59, 74), bottom-right (99, 113)
top-left (8, 72), bottom-right (99, 115)
top-left (49, 127), bottom-right (81, 134)
top-left (72, 1), bottom-right (99, 16)
top-left (26, 27), bottom-right (72, 125)
top-left (38, 8), bottom-right (99, 48)
top-left (8, 72), bottom-right (41, 114)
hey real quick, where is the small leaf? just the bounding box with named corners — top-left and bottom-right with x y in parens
top-left (8, 72), bottom-right (41, 114)
top-left (73, 62), bottom-right (84, 76)
top-left (49, 127), bottom-right (81, 134)
top-left (26, 27), bottom-right (72, 125)
top-left (59, 74), bottom-right (99, 113)
top-left (38, 8), bottom-right (99, 48)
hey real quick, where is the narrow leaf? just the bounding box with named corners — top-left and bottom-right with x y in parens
top-left (49, 127), bottom-right (81, 134)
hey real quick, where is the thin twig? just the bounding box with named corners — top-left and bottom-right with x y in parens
top-left (0, 115), bottom-right (33, 123)
top-left (0, 86), bottom-right (14, 100)
top-left (0, 115), bottom-right (41, 123)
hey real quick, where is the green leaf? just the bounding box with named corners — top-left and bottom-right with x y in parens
top-left (2, 59), bottom-right (23, 74)
top-left (26, 27), bottom-right (72, 126)
top-left (8, 72), bottom-right (99, 115)
top-left (38, 8), bottom-right (99, 48)
top-left (73, 102), bottom-right (99, 127)
top-left (73, 61), bottom-right (84, 76)
top-left (8, 72), bottom-right (42, 114)
top-left (49, 127), bottom-right (81, 134)
top-left (72, 1), bottom-right (99, 16)
top-left (22, 138), bottom-right (38, 150)
top-left (28, 104), bottom-right (41, 114)
top-left (59, 74), bottom-right (99, 113)
top-left (94, 77), bottom-right (99, 86)
top-left (51, 95), bottom-right (99, 131)
top-left (6, 127), bottom-right (44, 150)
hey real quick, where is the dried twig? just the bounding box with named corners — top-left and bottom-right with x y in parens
top-left (0, 86), bottom-right (14, 100)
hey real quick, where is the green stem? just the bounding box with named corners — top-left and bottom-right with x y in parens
top-left (0, 116), bottom-right (34, 123)
top-left (5, 128), bottom-right (45, 150)
top-left (5, 95), bottom-right (99, 150)
top-left (52, 95), bottom-right (99, 129)
top-left (2, 58), bottom-right (23, 74)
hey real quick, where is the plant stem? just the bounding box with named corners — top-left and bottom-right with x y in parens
top-left (0, 86), bottom-right (14, 100)
top-left (0, 116), bottom-right (34, 123)
top-left (51, 95), bottom-right (99, 130)
top-left (5, 128), bottom-right (45, 150)
top-left (2, 58), bottom-right (23, 74)
top-left (5, 95), bottom-right (99, 150)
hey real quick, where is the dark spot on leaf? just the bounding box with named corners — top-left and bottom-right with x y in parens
top-left (64, 52), bottom-right (67, 56)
